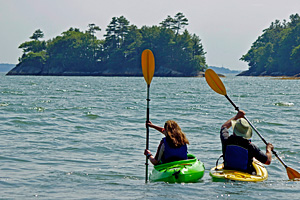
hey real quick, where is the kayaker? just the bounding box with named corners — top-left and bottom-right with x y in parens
top-left (220, 110), bottom-right (274, 174)
top-left (144, 120), bottom-right (189, 165)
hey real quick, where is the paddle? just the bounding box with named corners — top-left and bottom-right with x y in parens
top-left (141, 49), bottom-right (155, 183)
top-left (205, 69), bottom-right (300, 180)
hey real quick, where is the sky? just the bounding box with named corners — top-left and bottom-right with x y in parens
top-left (0, 0), bottom-right (300, 70)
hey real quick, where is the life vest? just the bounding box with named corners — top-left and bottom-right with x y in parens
top-left (161, 137), bottom-right (188, 163)
top-left (224, 135), bottom-right (250, 171)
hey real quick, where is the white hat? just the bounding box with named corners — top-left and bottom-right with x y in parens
top-left (231, 118), bottom-right (252, 139)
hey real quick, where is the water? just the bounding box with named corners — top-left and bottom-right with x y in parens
top-left (0, 73), bottom-right (300, 199)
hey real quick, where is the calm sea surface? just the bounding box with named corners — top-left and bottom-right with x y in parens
top-left (1, 73), bottom-right (300, 199)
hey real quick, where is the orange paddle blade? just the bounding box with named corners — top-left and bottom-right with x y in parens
top-left (287, 167), bottom-right (300, 180)
top-left (205, 69), bottom-right (227, 96)
top-left (141, 49), bottom-right (155, 85)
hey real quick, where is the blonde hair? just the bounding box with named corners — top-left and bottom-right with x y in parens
top-left (164, 120), bottom-right (189, 147)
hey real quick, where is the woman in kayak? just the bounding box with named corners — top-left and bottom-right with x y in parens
top-left (144, 120), bottom-right (189, 165)
top-left (220, 110), bottom-right (274, 174)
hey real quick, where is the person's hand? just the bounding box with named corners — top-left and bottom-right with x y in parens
top-left (266, 143), bottom-right (274, 152)
top-left (235, 110), bottom-right (246, 119)
top-left (145, 121), bottom-right (153, 128)
top-left (144, 149), bottom-right (151, 156)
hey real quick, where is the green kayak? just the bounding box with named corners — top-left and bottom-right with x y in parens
top-left (149, 154), bottom-right (205, 183)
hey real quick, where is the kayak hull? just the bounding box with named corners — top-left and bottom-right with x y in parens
top-left (209, 159), bottom-right (268, 182)
top-left (149, 154), bottom-right (205, 183)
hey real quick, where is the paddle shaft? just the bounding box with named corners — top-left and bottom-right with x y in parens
top-left (145, 84), bottom-right (150, 183)
top-left (224, 94), bottom-right (289, 169)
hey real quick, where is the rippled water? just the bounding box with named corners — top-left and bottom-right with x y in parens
top-left (0, 73), bottom-right (300, 199)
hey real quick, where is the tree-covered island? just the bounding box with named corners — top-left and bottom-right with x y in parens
top-left (7, 13), bottom-right (208, 77)
top-left (239, 13), bottom-right (300, 76)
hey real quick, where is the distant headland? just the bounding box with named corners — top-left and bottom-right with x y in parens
top-left (0, 63), bottom-right (15, 73)
top-left (208, 66), bottom-right (241, 75)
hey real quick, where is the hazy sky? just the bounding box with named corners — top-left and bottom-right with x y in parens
top-left (1, 0), bottom-right (299, 70)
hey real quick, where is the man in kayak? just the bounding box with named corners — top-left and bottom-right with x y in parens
top-left (221, 110), bottom-right (274, 174)
top-left (144, 120), bottom-right (189, 165)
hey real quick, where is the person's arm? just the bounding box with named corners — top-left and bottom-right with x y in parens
top-left (264, 143), bottom-right (274, 165)
top-left (251, 143), bottom-right (274, 165)
top-left (146, 121), bottom-right (164, 133)
top-left (221, 110), bottom-right (246, 129)
top-left (144, 140), bottom-right (164, 165)
top-left (144, 149), bottom-right (159, 165)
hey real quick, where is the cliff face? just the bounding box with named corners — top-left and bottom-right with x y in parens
top-left (6, 64), bottom-right (205, 77)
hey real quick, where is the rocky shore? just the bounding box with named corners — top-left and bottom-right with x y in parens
top-left (6, 64), bottom-right (206, 77)
top-left (238, 69), bottom-right (300, 77)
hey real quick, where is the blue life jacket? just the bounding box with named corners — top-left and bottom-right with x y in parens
top-left (224, 136), bottom-right (250, 171)
top-left (161, 137), bottom-right (188, 163)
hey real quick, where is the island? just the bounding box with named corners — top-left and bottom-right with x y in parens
top-left (7, 13), bottom-right (207, 77)
top-left (239, 13), bottom-right (300, 77)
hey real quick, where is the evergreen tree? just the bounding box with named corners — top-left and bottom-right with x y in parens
top-left (172, 12), bottom-right (189, 35)
top-left (30, 29), bottom-right (44, 40)
top-left (18, 29), bottom-right (47, 69)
